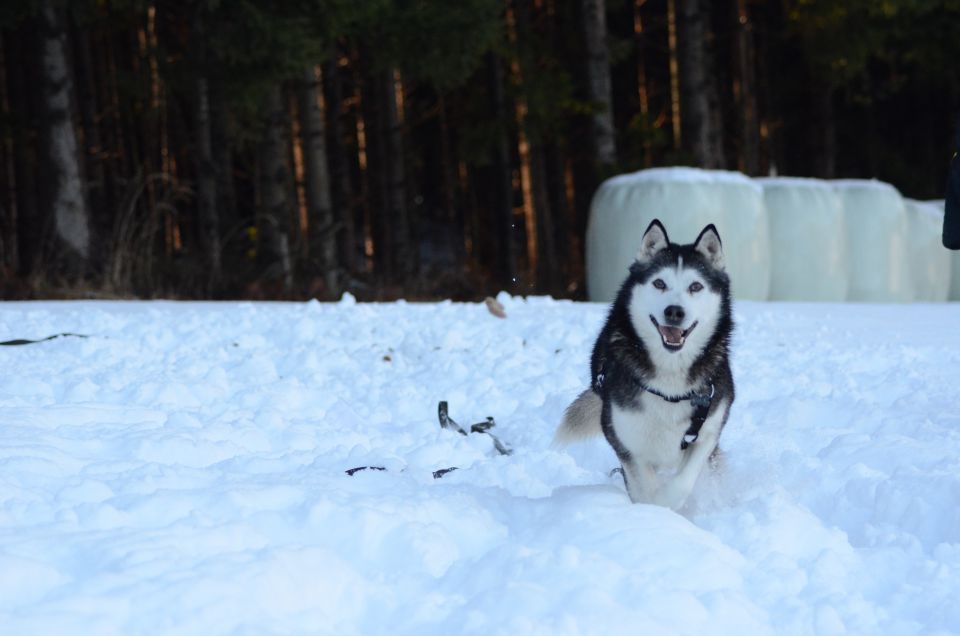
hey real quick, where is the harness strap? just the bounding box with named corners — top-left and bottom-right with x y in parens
top-left (681, 387), bottom-right (714, 450)
top-left (594, 359), bottom-right (715, 450)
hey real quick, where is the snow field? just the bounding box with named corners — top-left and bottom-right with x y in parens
top-left (1, 296), bottom-right (959, 635)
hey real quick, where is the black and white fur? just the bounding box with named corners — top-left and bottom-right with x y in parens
top-left (555, 219), bottom-right (734, 510)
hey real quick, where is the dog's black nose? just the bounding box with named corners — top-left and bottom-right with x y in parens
top-left (664, 305), bottom-right (685, 325)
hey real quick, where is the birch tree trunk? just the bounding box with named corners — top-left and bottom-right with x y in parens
top-left (677, 0), bottom-right (724, 168)
top-left (39, 0), bottom-right (91, 272)
top-left (69, 12), bottom-right (107, 263)
top-left (299, 65), bottom-right (339, 296)
top-left (581, 0), bottom-right (617, 169)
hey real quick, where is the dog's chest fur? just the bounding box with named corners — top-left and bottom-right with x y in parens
top-left (610, 393), bottom-right (692, 470)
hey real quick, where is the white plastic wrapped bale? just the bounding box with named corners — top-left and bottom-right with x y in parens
top-left (954, 253), bottom-right (960, 301)
top-left (586, 167), bottom-right (770, 302)
top-left (904, 199), bottom-right (951, 302)
top-left (831, 179), bottom-right (911, 302)
top-left (932, 200), bottom-right (960, 301)
top-left (758, 177), bottom-right (848, 301)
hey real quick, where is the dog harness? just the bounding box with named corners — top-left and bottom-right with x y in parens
top-left (642, 382), bottom-right (715, 450)
top-left (595, 366), bottom-right (715, 450)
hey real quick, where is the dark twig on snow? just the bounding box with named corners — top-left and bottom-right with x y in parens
top-left (345, 466), bottom-right (387, 476)
top-left (0, 333), bottom-right (89, 346)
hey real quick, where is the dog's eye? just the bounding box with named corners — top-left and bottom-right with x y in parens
top-left (688, 282), bottom-right (704, 293)
top-left (652, 279), bottom-right (666, 290)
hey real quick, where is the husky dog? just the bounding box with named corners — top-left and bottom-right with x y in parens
top-left (555, 219), bottom-right (734, 510)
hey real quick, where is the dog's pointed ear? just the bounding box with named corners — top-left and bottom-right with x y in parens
top-left (694, 224), bottom-right (724, 269)
top-left (636, 219), bottom-right (669, 262)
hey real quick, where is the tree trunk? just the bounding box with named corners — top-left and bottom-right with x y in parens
top-left (360, 56), bottom-right (389, 279)
top-left (323, 54), bottom-right (358, 275)
top-left (677, 0), bottom-right (723, 168)
top-left (38, 0), bottom-right (91, 273)
top-left (0, 33), bottom-right (18, 275)
top-left (814, 86), bottom-right (836, 178)
top-left (299, 65), bottom-right (339, 296)
top-left (734, 0), bottom-right (760, 175)
top-left (365, 65), bottom-right (411, 284)
top-left (69, 11), bottom-right (108, 271)
top-left (543, 140), bottom-right (572, 291)
top-left (581, 0), bottom-right (617, 170)
top-left (210, 82), bottom-right (236, 265)
top-left (633, 0), bottom-right (653, 166)
top-left (193, 12), bottom-right (221, 290)
top-left (381, 69), bottom-right (412, 282)
top-left (259, 84), bottom-right (294, 292)
top-left (438, 93), bottom-right (464, 270)
top-left (667, 0), bottom-right (682, 151)
top-left (5, 28), bottom-right (40, 276)
top-left (488, 53), bottom-right (517, 290)
top-left (531, 144), bottom-right (558, 294)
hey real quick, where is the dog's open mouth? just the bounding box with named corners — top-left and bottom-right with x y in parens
top-left (649, 316), bottom-right (698, 351)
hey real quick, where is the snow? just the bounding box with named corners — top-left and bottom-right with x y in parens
top-left (2, 297), bottom-right (960, 635)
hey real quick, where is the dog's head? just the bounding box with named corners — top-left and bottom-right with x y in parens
top-left (622, 219), bottom-right (730, 359)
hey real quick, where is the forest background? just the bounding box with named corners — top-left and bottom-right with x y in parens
top-left (1, 0), bottom-right (957, 300)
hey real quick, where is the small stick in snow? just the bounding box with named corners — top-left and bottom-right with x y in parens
top-left (484, 297), bottom-right (506, 318)
top-left (0, 333), bottom-right (89, 346)
top-left (345, 466), bottom-right (387, 476)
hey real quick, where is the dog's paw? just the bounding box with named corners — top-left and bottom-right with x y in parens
top-left (652, 482), bottom-right (691, 511)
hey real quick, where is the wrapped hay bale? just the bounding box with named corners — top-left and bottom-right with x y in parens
top-left (586, 168), bottom-right (770, 302)
top-left (904, 199), bottom-right (951, 302)
top-left (831, 179), bottom-right (911, 302)
top-left (758, 177), bottom-right (848, 301)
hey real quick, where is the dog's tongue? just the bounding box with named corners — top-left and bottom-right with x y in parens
top-left (658, 325), bottom-right (684, 345)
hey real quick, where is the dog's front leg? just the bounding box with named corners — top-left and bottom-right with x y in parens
top-left (621, 458), bottom-right (658, 504)
top-left (653, 403), bottom-right (729, 510)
